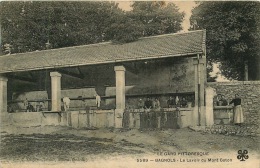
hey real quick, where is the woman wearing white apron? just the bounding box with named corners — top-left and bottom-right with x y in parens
top-left (229, 94), bottom-right (244, 125)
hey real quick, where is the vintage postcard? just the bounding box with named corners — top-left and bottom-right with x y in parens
top-left (0, 1), bottom-right (259, 168)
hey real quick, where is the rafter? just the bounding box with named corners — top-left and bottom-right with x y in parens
top-left (122, 63), bottom-right (139, 75)
top-left (57, 68), bottom-right (84, 79)
top-left (77, 66), bottom-right (85, 78)
top-left (7, 74), bottom-right (37, 83)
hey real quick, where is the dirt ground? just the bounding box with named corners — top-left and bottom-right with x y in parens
top-left (0, 126), bottom-right (259, 167)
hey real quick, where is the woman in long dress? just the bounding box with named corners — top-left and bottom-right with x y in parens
top-left (229, 94), bottom-right (244, 125)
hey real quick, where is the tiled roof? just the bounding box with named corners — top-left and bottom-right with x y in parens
top-left (0, 30), bottom-right (205, 73)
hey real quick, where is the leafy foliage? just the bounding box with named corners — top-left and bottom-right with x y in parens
top-left (1, 1), bottom-right (184, 53)
top-left (190, 1), bottom-right (260, 80)
top-left (1, 1), bottom-right (124, 53)
top-left (105, 14), bottom-right (145, 44)
top-left (130, 1), bottom-right (184, 36)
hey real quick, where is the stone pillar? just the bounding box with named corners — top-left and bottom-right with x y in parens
top-left (205, 86), bottom-right (216, 126)
top-left (193, 56), bottom-right (206, 126)
top-left (0, 76), bottom-right (8, 113)
top-left (192, 58), bottom-right (199, 126)
top-left (50, 72), bottom-right (62, 111)
top-left (114, 66), bottom-right (126, 128)
top-left (199, 57), bottom-right (206, 126)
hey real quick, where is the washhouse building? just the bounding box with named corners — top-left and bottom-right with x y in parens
top-left (0, 30), bottom-right (209, 129)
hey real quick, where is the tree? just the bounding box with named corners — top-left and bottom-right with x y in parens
top-left (190, 1), bottom-right (260, 80)
top-left (105, 1), bottom-right (185, 43)
top-left (1, 1), bottom-right (185, 53)
top-left (0, 1), bottom-right (124, 53)
top-left (105, 14), bottom-right (145, 44)
top-left (130, 1), bottom-right (184, 36)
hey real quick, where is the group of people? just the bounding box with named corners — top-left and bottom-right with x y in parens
top-left (137, 93), bottom-right (244, 126)
top-left (167, 96), bottom-right (188, 108)
top-left (23, 98), bottom-right (44, 112)
top-left (22, 94), bottom-right (101, 113)
top-left (137, 96), bottom-right (189, 110)
top-left (215, 94), bottom-right (228, 106)
top-left (23, 92), bottom-right (244, 126)
top-left (138, 97), bottom-right (160, 110)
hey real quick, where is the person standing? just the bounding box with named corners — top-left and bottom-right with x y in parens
top-left (95, 94), bottom-right (101, 109)
top-left (167, 96), bottom-right (175, 108)
top-left (216, 94), bottom-right (222, 106)
top-left (175, 96), bottom-right (180, 107)
top-left (137, 99), bottom-right (144, 109)
top-left (144, 97), bottom-right (153, 109)
top-left (220, 95), bottom-right (228, 106)
top-left (180, 97), bottom-right (188, 108)
top-left (24, 98), bottom-right (29, 112)
top-left (153, 98), bottom-right (161, 110)
top-left (229, 94), bottom-right (244, 125)
top-left (63, 97), bottom-right (70, 111)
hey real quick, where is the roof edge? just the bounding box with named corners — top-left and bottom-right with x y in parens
top-left (0, 52), bottom-right (202, 74)
top-left (141, 29), bottom-right (204, 40)
top-left (1, 30), bottom-right (205, 58)
top-left (0, 41), bottom-right (112, 58)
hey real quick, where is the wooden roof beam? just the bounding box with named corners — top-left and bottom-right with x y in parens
top-left (57, 68), bottom-right (84, 79)
top-left (6, 74), bottom-right (37, 83)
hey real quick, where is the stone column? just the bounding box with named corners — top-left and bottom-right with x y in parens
top-left (0, 75), bottom-right (8, 113)
top-left (192, 56), bottom-right (206, 126)
top-left (205, 86), bottom-right (216, 126)
top-left (50, 72), bottom-right (62, 111)
top-left (114, 66), bottom-right (126, 128)
top-left (192, 58), bottom-right (199, 126)
top-left (199, 57), bottom-right (206, 126)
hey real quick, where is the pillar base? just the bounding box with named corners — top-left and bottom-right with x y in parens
top-left (200, 107), bottom-right (206, 126)
top-left (192, 107), bottom-right (199, 126)
top-left (114, 109), bottom-right (124, 128)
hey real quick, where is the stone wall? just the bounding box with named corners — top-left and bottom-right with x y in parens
top-left (208, 81), bottom-right (260, 135)
top-left (213, 106), bottom-right (233, 125)
top-left (2, 110), bottom-right (115, 129)
top-left (128, 57), bottom-right (195, 94)
top-left (2, 112), bottom-right (67, 127)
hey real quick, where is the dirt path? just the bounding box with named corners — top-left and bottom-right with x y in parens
top-left (0, 126), bottom-right (259, 162)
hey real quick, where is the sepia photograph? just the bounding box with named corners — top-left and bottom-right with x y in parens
top-left (0, 1), bottom-right (259, 167)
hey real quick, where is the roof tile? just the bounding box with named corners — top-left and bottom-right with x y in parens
top-left (0, 30), bottom-right (205, 73)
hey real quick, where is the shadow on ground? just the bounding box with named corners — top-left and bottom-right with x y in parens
top-left (0, 133), bottom-right (144, 162)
